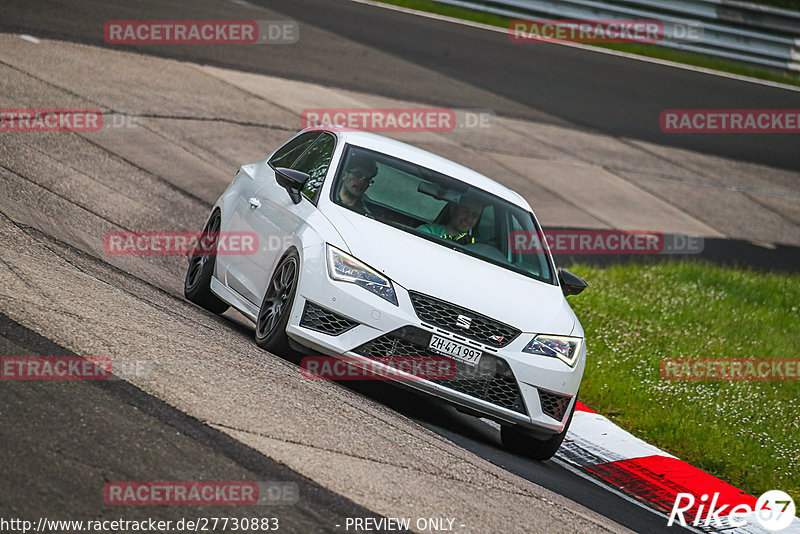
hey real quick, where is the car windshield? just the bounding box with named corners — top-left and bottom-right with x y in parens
top-left (331, 144), bottom-right (554, 284)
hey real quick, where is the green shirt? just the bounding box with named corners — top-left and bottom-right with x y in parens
top-left (416, 223), bottom-right (447, 237)
top-left (416, 224), bottom-right (475, 244)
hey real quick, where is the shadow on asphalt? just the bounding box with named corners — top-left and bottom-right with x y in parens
top-left (0, 313), bottom-right (397, 533)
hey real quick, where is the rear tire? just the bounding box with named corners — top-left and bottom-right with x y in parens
top-left (255, 250), bottom-right (300, 354)
top-left (184, 210), bottom-right (229, 314)
top-left (501, 399), bottom-right (576, 461)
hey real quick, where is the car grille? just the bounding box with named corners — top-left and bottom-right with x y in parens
top-left (353, 326), bottom-right (526, 414)
top-left (299, 302), bottom-right (358, 336)
top-left (408, 291), bottom-right (521, 348)
top-left (539, 390), bottom-right (571, 422)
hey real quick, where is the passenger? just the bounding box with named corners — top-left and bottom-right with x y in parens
top-left (417, 196), bottom-right (483, 245)
top-left (336, 157), bottom-right (378, 214)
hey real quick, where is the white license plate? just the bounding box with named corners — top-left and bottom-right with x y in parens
top-left (428, 334), bottom-right (482, 366)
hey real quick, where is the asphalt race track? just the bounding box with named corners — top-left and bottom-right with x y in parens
top-left (0, 313), bottom-right (384, 533)
top-left (1, 0), bottom-right (797, 532)
top-left (1, 0), bottom-right (799, 171)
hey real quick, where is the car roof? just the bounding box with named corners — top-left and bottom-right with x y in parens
top-left (307, 128), bottom-right (532, 211)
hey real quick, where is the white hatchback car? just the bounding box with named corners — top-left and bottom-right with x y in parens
top-left (185, 128), bottom-right (588, 460)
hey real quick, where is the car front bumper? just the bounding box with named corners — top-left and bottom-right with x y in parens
top-left (286, 246), bottom-right (585, 436)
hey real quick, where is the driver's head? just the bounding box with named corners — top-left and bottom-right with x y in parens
top-left (449, 197), bottom-right (483, 234)
top-left (342, 157), bottom-right (378, 199)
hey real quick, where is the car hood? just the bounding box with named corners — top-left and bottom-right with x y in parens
top-left (322, 206), bottom-right (577, 336)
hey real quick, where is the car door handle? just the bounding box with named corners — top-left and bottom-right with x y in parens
top-left (248, 197), bottom-right (261, 209)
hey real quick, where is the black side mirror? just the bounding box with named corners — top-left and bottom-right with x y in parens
top-left (558, 268), bottom-right (587, 296)
top-left (274, 167), bottom-right (310, 205)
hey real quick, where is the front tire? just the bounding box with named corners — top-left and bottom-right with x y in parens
top-left (184, 210), bottom-right (229, 314)
top-left (501, 399), bottom-right (576, 461)
top-left (255, 249), bottom-right (299, 354)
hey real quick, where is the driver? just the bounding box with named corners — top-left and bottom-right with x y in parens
top-left (336, 156), bottom-right (378, 214)
top-left (417, 196), bottom-right (483, 245)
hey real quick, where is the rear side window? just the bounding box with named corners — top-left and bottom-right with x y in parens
top-left (269, 132), bottom-right (320, 168)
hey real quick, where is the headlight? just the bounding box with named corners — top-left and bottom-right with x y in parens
top-left (326, 245), bottom-right (398, 306)
top-left (522, 335), bottom-right (583, 367)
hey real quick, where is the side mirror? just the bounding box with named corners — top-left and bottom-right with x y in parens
top-left (274, 167), bottom-right (310, 205)
top-left (558, 268), bottom-right (587, 296)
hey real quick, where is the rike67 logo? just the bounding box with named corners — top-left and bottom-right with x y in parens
top-left (669, 490), bottom-right (796, 531)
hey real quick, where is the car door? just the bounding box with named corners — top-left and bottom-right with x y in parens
top-left (221, 131), bottom-right (321, 303)
top-left (239, 132), bottom-right (337, 305)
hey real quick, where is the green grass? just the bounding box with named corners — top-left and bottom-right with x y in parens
top-left (566, 261), bottom-right (800, 497)
top-left (375, 0), bottom-right (800, 88)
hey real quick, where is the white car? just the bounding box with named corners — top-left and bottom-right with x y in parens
top-left (185, 128), bottom-right (588, 460)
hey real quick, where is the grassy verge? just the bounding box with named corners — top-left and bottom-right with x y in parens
top-left (374, 0), bottom-right (800, 88)
top-left (565, 261), bottom-right (799, 497)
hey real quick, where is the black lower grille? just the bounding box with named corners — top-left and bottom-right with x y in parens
top-left (354, 327), bottom-right (526, 414)
top-left (299, 302), bottom-right (358, 335)
top-left (539, 390), bottom-right (571, 421)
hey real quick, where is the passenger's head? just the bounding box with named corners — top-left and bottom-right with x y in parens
top-left (448, 196), bottom-right (483, 234)
top-left (341, 156), bottom-right (378, 201)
